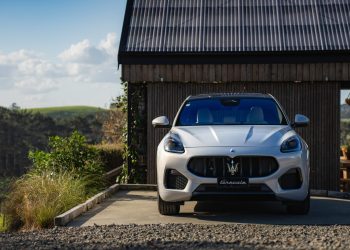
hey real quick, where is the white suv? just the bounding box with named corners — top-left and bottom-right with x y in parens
top-left (153, 93), bottom-right (310, 215)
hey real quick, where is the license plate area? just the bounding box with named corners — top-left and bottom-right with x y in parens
top-left (217, 177), bottom-right (249, 188)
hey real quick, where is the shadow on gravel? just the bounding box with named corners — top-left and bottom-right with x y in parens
top-left (177, 197), bottom-right (350, 225)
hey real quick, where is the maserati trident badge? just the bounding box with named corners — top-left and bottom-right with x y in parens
top-left (227, 159), bottom-right (239, 176)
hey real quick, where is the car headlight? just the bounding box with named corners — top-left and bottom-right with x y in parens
top-left (164, 134), bottom-right (185, 153)
top-left (280, 136), bottom-right (302, 153)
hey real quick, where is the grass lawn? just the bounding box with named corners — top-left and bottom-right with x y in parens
top-left (27, 106), bottom-right (107, 119)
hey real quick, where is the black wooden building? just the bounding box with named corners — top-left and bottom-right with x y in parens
top-left (118, 0), bottom-right (350, 190)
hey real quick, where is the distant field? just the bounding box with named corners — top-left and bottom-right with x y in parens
top-left (27, 106), bottom-right (107, 119)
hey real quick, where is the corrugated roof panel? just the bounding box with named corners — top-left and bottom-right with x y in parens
top-left (122, 0), bottom-right (350, 53)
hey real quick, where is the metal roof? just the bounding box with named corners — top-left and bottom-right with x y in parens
top-left (119, 0), bottom-right (350, 63)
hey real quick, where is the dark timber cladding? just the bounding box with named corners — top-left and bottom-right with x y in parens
top-left (118, 0), bottom-right (350, 190)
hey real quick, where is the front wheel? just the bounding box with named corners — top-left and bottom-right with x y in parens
top-left (158, 194), bottom-right (180, 215)
top-left (286, 193), bottom-right (310, 215)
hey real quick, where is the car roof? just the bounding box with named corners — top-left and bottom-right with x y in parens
top-left (187, 93), bottom-right (272, 100)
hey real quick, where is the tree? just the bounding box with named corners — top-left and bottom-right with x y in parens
top-left (9, 103), bottom-right (20, 111)
top-left (102, 108), bottom-right (125, 144)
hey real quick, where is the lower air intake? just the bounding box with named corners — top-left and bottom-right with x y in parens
top-left (278, 168), bottom-right (303, 190)
top-left (165, 169), bottom-right (188, 190)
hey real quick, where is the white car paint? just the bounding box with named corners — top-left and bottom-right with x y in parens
top-left (155, 94), bottom-right (310, 205)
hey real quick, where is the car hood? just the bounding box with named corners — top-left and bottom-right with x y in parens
top-left (171, 125), bottom-right (295, 148)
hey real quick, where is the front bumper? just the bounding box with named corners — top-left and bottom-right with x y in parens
top-left (157, 146), bottom-right (309, 203)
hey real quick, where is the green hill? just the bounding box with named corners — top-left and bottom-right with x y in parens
top-left (28, 106), bottom-right (107, 120)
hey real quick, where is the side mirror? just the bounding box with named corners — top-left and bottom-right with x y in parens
top-left (152, 116), bottom-right (170, 128)
top-left (293, 114), bottom-right (309, 128)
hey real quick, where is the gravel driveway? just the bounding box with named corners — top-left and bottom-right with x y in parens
top-left (1, 224), bottom-right (350, 249)
top-left (2, 190), bottom-right (350, 249)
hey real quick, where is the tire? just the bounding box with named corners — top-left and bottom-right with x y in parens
top-left (286, 193), bottom-right (310, 215)
top-left (158, 194), bottom-right (180, 215)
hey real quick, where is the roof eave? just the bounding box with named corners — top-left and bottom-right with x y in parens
top-left (118, 50), bottom-right (350, 65)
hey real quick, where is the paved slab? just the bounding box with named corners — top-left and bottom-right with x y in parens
top-left (69, 190), bottom-right (350, 226)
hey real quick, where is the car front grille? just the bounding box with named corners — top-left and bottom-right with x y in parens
top-left (188, 156), bottom-right (278, 178)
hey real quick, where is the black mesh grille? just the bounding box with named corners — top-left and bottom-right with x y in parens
top-left (165, 169), bottom-right (188, 190)
top-left (188, 156), bottom-right (278, 178)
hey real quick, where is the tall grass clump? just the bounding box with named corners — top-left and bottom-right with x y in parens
top-left (4, 131), bottom-right (106, 230)
top-left (0, 214), bottom-right (6, 232)
top-left (4, 172), bottom-right (85, 229)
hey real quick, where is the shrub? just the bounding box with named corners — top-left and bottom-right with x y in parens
top-left (28, 131), bottom-right (106, 195)
top-left (93, 143), bottom-right (123, 172)
top-left (3, 132), bottom-right (108, 230)
top-left (4, 172), bottom-right (86, 230)
top-left (0, 177), bottom-right (14, 232)
top-left (0, 177), bottom-right (14, 199)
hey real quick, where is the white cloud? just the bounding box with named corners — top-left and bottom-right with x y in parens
top-left (58, 33), bottom-right (117, 64)
top-left (17, 58), bottom-right (66, 78)
top-left (0, 50), bottom-right (39, 64)
top-left (14, 78), bottom-right (59, 94)
top-left (24, 94), bottom-right (44, 102)
top-left (99, 32), bottom-right (118, 56)
top-left (59, 39), bottom-right (107, 64)
top-left (60, 32), bottom-right (119, 84)
top-left (0, 64), bottom-right (16, 78)
top-left (0, 52), bottom-right (62, 93)
top-left (0, 32), bottom-right (119, 98)
top-left (58, 32), bottom-right (117, 65)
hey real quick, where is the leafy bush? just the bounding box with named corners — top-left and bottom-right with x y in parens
top-left (0, 177), bottom-right (14, 199)
top-left (3, 132), bottom-right (108, 230)
top-left (28, 131), bottom-right (106, 195)
top-left (0, 178), bottom-right (13, 231)
top-left (4, 172), bottom-right (86, 230)
top-left (93, 143), bottom-right (123, 172)
top-left (341, 120), bottom-right (350, 146)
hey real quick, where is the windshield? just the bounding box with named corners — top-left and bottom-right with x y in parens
top-left (176, 97), bottom-right (288, 126)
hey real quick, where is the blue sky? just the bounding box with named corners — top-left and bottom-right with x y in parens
top-left (0, 0), bottom-right (126, 108)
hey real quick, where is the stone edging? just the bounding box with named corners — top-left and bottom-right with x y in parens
top-left (54, 184), bottom-right (157, 226)
top-left (119, 184), bottom-right (157, 191)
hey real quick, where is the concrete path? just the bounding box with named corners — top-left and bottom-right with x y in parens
top-left (69, 190), bottom-right (350, 226)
